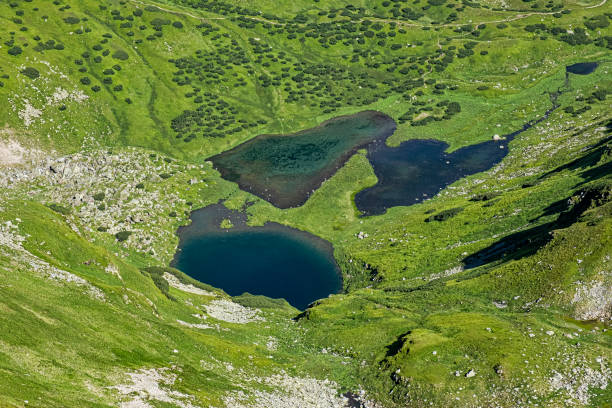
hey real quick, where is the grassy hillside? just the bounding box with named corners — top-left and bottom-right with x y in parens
top-left (0, 0), bottom-right (610, 406)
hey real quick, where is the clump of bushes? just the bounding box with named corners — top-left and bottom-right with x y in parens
top-left (48, 203), bottom-right (71, 215)
top-left (425, 207), bottom-right (464, 222)
top-left (114, 230), bottom-right (132, 242)
top-left (470, 192), bottom-right (500, 201)
top-left (143, 266), bottom-right (214, 298)
top-left (20, 67), bottom-right (39, 79)
top-left (141, 267), bottom-right (174, 300)
top-left (112, 50), bottom-right (129, 60)
top-left (8, 46), bottom-right (22, 55)
top-left (151, 18), bottom-right (170, 26)
top-left (63, 16), bottom-right (80, 24)
top-left (140, 267), bottom-right (178, 300)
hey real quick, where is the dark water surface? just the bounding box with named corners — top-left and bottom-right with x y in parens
top-left (211, 101), bottom-right (560, 215)
top-left (566, 62), bottom-right (598, 75)
top-left (354, 138), bottom-right (508, 215)
top-left (355, 97), bottom-right (559, 215)
top-left (210, 111), bottom-right (396, 208)
top-left (177, 76), bottom-right (570, 307)
top-left (172, 204), bottom-right (342, 310)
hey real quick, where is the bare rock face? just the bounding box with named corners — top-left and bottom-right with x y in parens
top-left (572, 273), bottom-right (612, 321)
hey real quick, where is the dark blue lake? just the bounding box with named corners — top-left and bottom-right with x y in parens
top-left (172, 204), bottom-right (342, 310)
top-left (354, 138), bottom-right (509, 215)
top-left (566, 62), bottom-right (598, 75)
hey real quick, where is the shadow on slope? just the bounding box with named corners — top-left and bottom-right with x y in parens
top-left (463, 129), bottom-right (612, 269)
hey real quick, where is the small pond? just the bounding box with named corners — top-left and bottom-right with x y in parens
top-left (566, 62), bottom-right (598, 75)
top-left (209, 111), bottom-right (396, 208)
top-left (172, 204), bottom-right (342, 310)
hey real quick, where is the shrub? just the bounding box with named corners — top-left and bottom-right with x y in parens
top-left (8, 46), bottom-right (22, 56)
top-left (469, 192), bottom-right (500, 201)
top-left (63, 16), bottom-right (80, 24)
top-left (141, 267), bottom-right (175, 300)
top-left (172, 21), bottom-right (183, 28)
top-left (135, 182), bottom-right (145, 189)
top-left (96, 226), bottom-right (108, 232)
top-left (584, 15), bottom-right (609, 30)
top-left (80, 76), bottom-right (91, 85)
top-left (592, 89), bottom-right (608, 101)
top-left (159, 173), bottom-right (171, 179)
top-left (445, 102), bottom-right (461, 114)
top-left (115, 231), bottom-right (132, 242)
top-left (112, 50), bottom-right (129, 60)
top-left (48, 203), bottom-right (71, 215)
top-left (425, 207), bottom-right (463, 222)
top-left (20, 67), bottom-right (39, 79)
top-left (93, 192), bottom-right (105, 201)
top-left (151, 18), bottom-right (170, 26)
top-left (234, 293), bottom-right (292, 310)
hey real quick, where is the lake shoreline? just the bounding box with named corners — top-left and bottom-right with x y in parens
top-left (172, 202), bottom-right (343, 310)
top-left (208, 110), bottom-right (397, 209)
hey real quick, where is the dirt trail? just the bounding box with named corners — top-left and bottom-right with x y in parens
top-left (128, 0), bottom-right (280, 24)
top-left (130, 0), bottom-right (608, 29)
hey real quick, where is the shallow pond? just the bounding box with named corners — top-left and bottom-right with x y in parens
top-left (209, 111), bottom-right (396, 208)
top-left (172, 204), bottom-right (342, 310)
top-left (566, 62), bottom-right (598, 75)
top-left (354, 98), bottom-right (559, 215)
top-left (354, 137), bottom-right (509, 215)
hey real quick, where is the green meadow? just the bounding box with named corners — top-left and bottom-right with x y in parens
top-left (0, 0), bottom-right (610, 406)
